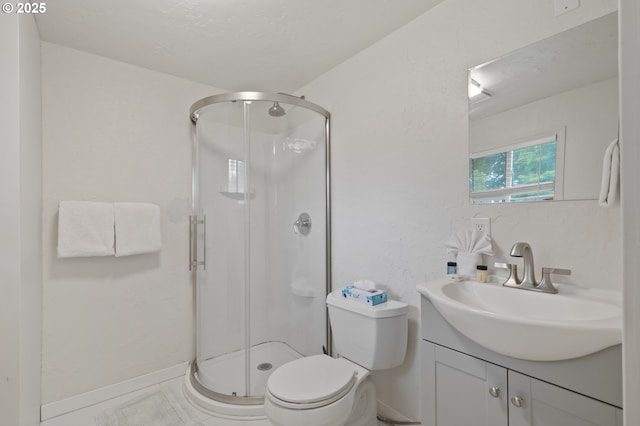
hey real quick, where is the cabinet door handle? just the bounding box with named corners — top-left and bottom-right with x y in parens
top-left (488, 387), bottom-right (501, 398)
top-left (510, 396), bottom-right (524, 407)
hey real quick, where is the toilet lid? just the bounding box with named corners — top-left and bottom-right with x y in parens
top-left (267, 355), bottom-right (356, 405)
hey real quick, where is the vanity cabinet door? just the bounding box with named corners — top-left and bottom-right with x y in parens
top-left (507, 370), bottom-right (621, 426)
top-left (422, 341), bottom-right (508, 426)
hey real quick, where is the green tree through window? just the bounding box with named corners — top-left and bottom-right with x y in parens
top-left (469, 152), bottom-right (506, 192)
top-left (470, 138), bottom-right (558, 203)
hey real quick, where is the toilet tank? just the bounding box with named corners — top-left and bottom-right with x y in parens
top-left (326, 290), bottom-right (408, 370)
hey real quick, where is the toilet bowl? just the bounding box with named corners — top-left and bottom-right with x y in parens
top-left (264, 291), bottom-right (408, 426)
top-left (264, 355), bottom-right (377, 426)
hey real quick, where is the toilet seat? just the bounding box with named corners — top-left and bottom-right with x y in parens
top-left (267, 355), bottom-right (356, 409)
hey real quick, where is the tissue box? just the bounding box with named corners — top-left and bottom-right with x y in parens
top-left (341, 286), bottom-right (388, 306)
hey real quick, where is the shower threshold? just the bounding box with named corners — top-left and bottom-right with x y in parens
top-left (184, 341), bottom-right (303, 418)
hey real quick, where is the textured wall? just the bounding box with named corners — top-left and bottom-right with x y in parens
top-left (41, 42), bottom-right (222, 404)
top-left (620, 0), bottom-right (640, 424)
top-left (299, 0), bottom-right (619, 420)
top-left (0, 13), bottom-right (42, 426)
top-left (0, 15), bottom-right (22, 425)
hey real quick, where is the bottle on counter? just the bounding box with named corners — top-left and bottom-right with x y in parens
top-left (476, 265), bottom-right (488, 283)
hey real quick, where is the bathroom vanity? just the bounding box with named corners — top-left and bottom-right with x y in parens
top-left (418, 279), bottom-right (623, 426)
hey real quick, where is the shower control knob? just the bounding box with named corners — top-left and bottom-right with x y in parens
top-left (293, 212), bottom-right (312, 236)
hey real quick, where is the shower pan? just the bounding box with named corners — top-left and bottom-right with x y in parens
top-left (185, 92), bottom-right (331, 417)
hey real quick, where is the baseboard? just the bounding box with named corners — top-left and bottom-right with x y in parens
top-left (40, 362), bottom-right (189, 421)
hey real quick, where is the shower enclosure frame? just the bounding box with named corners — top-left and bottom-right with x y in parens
top-left (188, 92), bottom-right (332, 408)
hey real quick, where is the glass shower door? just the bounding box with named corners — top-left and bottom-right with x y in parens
top-left (191, 94), bottom-right (329, 405)
top-left (194, 99), bottom-right (254, 400)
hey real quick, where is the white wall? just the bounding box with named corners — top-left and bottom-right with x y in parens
top-left (41, 42), bottom-right (224, 404)
top-left (18, 15), bottom-right (43, 426)
top-left (299, 0), bottom-right (619, 420)
top-left (620, 0), bottom-right (640, 425)
top-left (0, 13), bottom-right (42, 426)
top-left (0, 14), bottom-right (23, 426)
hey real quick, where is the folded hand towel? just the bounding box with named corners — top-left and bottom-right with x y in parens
top-left (599, 138), bottom-right (620, 207)
top-left (114, 202), bottom-right (162, 257)
top-left (57, 201), bottom-right (115, 258)
top-left (445, 229), bottom-right (494, 277)
top-left (445, 229), bottom-right (494, 256)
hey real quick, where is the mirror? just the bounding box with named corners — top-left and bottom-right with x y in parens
top-left (468, 12), bottom-right (618, 204)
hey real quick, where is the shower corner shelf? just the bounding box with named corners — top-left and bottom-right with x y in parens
top-left (219, 190), bottom-right (256, 200)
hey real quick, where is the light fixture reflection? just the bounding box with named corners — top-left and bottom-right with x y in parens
top-left (468, 78), bottom-right (492, 101)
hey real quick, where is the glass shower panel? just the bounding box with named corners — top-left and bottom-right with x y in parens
top-left (246, 101), bottom-right (328, 396)
top-left (259, 101), bottom-right (328, 357)
top-left (191, 94), bottom-right (328, 404)
top-left (195, 101), bottom-right (250, 397)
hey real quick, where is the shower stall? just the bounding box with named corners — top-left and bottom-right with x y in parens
top-left (186, 92), bottom-right (331, 416)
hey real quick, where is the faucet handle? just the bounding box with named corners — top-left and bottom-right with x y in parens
top-left (536, 267), bottom-right (571, 294)
top-left (495, 262), bottom-right (521, 287)
top-left (541, 267), bottom-right (571, 276)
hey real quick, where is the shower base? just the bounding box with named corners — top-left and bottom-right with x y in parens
top-left (184, 341), bottom-right (303, 419)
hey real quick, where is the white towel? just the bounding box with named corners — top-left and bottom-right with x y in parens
top-left (599, 138), bottom-right (620, 207)
top-left (114, 203), bottom-right (162, 257)
top-left (445, 229), bottom-right (494, 277)
top-left (57, 201), bottom-right (115, 258)
top-left (445, 229), bottom-right (494, 257)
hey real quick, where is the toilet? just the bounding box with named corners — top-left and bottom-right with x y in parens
top-left (264, 290), bottom-right (409, 426)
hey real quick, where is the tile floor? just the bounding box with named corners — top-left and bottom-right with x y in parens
top-left (40, 377), bottom-right (272, 426)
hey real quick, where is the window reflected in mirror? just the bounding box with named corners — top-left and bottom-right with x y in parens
top-left (470, 133), bottom-right (564, 204)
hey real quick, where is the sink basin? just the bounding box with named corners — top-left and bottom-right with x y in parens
top-left (416, 278), bottom-right (622, 361)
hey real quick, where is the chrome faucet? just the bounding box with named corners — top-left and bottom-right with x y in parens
top-left (497, 242), bottom-right (571, 294)
top-left (509, 242), bottom-right (537, 287)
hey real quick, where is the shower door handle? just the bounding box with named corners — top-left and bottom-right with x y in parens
top-left (189, 216), bottom-right (194, 271)
top-left (189, 215), bottom-right (206, 271)
top-left (201, 216), bottom-right (206, 270)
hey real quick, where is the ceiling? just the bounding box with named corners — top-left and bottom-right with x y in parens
top-left (35, 0), bottom-right (444, 93)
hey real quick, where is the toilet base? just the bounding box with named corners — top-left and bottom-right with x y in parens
top-left (344, 376), bottom-right (377, 426)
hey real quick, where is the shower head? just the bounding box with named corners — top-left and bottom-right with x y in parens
top-left (268, 101), bottom-right (286, 117)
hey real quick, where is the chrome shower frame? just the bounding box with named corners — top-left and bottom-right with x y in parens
top-left (190, 91), bottom-right (330, 123)
top-left (188, 91), bottom-right (332, 407)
